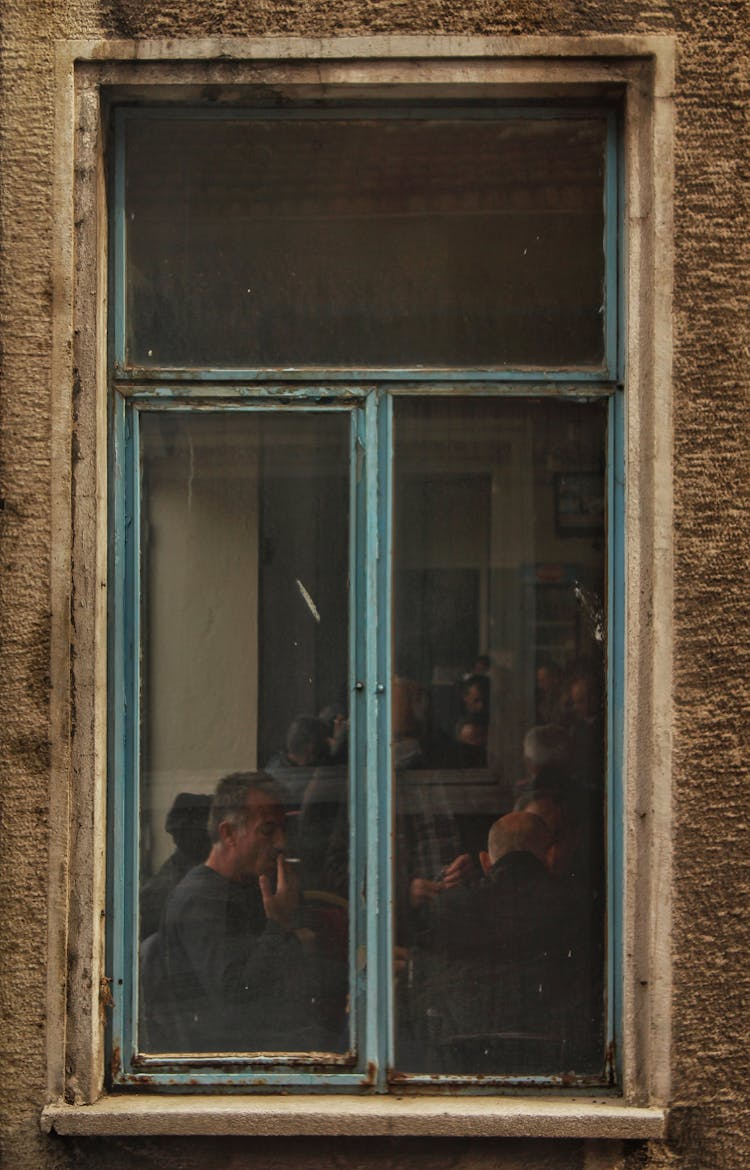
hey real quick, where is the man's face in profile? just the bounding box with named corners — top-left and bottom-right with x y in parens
top-left (232, 790), bottom-right (286, 882)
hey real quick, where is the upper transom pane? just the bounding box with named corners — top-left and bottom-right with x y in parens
top-left (122, 112), bottom-right (607, 371)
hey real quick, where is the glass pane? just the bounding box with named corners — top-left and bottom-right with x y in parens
top-left (137, 411), bottom-right (351, 1056)
top-left (125, 115), bottom-right (606, 369)
top-left (392, 397), bottom-right (607, 1077)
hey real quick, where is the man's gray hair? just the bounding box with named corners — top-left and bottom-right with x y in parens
top-left (522, 724), bottom-right (571, 770)
top-left (207, 771), bottom-right (285, 844)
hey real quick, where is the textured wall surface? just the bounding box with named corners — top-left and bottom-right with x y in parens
top-left (1, 2), bottom-right (748, 1169)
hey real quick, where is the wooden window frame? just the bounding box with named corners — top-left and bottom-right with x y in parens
top-left (44, 35), bottom-right (673, 1137)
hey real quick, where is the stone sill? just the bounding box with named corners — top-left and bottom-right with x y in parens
top-left (42, 1095), bottom-right (667, 1138)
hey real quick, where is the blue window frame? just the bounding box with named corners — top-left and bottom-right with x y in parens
top-left (108, 103), bottom-right (623, 1091)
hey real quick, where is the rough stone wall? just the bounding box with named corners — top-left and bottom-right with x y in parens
top-left (1, 3), bottom-right (748, 1170)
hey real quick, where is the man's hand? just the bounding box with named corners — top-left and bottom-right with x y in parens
top-left (260, 852), bottom-right (300, 931)
top-left (393, 945), bottom-right (409, 979)
top-left (409, 877), bottom-right (444, 908)
top-left (409, 853), bottom-right (475, 907)
top-left (440, 852), bottom-right (474, 889)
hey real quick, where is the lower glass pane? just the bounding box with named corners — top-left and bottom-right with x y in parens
top-left (392, 397), bottom-right (607, 1078)
top-left (136, 410), bottom-right (351, 1056)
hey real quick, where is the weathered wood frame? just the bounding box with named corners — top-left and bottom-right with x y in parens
top-left (45, 35), bottom-right (673, 1136)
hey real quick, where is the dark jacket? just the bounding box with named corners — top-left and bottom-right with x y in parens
top-left (152, 864), bottom-right (313, 1053)
top-left (400, 851), bottom-right (594, 1074)
top-left (429, 850), bottom-right (580, 962)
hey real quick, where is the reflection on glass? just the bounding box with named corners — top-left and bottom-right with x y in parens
top-left (125, 116), bottom-right (606, 368)
top-left (393, 398), bottom-right (607, 1077)
top-left (137, 411), bottom-right (350, 1055)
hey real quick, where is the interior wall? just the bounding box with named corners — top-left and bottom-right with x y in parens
top-left (0, 4), bottom-right (748, 1170)
top-left (143, 446), bottom-right (259, 872)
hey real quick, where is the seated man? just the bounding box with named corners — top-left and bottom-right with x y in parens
top-left (423, 810), bottom-right (575, 960)
top-left (266, 715), bottom-right (330, 771)
top-left (399, 811), bottom-right (590, 1074)
top-left (514, 723), bottom-right (572, 799)
top-left (152, 771), bottom-right (319, 1053)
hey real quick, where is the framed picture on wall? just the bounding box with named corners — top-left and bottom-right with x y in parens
top-left (554, 471), bottom-right (605, 536)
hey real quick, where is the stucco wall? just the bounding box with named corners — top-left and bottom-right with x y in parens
top-left (1, 3), bottom-right (748, 1170)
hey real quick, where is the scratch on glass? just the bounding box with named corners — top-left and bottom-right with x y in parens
top-left (296, 578), bottom-right (321, 623)
top-left (573, 580), bottom-right (604, 643)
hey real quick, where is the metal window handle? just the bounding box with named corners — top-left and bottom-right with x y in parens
top-left (354, 681), bottom-right (364, 692)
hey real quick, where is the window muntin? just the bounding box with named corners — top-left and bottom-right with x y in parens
top-left (109, 103), bottom-right (621, 1091)
top-left (122, 112), bottom-right (608, 371)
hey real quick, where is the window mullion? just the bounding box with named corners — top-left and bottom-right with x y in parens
top-left (362, 390), bottom-right (394, 1089)
top-left (349, 403), bottom-right (369, 1074)
top-left (378, 392), bottom-right (395, 1084)
top-left (109, 393), bottom-right (141, 1078)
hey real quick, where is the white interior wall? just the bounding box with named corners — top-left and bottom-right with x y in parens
top-left (142, 440), bottom-right (259, 872)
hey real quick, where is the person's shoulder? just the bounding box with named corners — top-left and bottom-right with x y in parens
top-left (166, 867), bottom-right (245, 946)
top-left (168, 864), bottom-right (226, 911)
top-left (488, 851), bottom-right (547, 884)
top-left (433, 876), bottom-right (486, 933)
top-left (265, 751), bottom-right (291, 771)
top-left (485, 853), bottom-right (559, 913)
top-left (180, 861), bottom-right (218, 885)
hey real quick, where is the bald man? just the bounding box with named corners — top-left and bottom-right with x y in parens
top-left (402, 810), bottom-right (591, 1074)
top-left (414, 809), bottom-right (584, 973)
top-left (481, 810), bottom-right (553, 874)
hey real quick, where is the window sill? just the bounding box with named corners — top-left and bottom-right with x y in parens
top-left (42, 1094), bottom-right (668, 1138)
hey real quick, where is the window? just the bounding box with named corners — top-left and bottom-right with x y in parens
top-left (108, 100), bottom-right (622, 1092)
top-left (38, 38), bottom-right (675, 1138)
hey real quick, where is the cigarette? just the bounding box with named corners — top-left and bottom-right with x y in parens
top-left (284, 856), bottom-right (302, 865)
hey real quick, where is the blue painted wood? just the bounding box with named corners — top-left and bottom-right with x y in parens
top-left (130, 399), bottom-right (361, 414)
top-left (113, 399), bottom-right (371, 1083)
top-left (377, 392), bottom-right (394, 1088)
top-left (114, 367), bottom-right (613, 385)
top-left (114, 1071), bottom-right (373, 1089)
top-left (110, 392), bottom-right (140, 1071)
top-left (114, 381), bottom-right (375, 397)
top-left (127, 405), bottom-right (143, 1067)
top-left (128, 409), bottom-right (143, 1065)
top-left (115, 1071), bottom-right (613, 1091)
top-left (349, 404), bottom-right (367, 1070)
top-left (363, 390), bottom-right (384, 1087)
